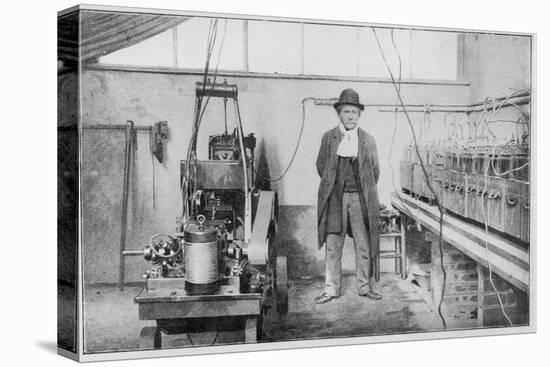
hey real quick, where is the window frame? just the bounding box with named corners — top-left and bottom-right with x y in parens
top-left (95, 18), bottom-right (464, 84)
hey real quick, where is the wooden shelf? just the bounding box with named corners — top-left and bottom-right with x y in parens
top-left (391, 191), bottom-right (529, 293)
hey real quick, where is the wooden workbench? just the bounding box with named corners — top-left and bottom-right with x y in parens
top-left (135, 276), bottom-right (263, 348)
top-left (391, 192), bottom-right (529, 293)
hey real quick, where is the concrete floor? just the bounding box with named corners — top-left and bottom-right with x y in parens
top-left (69, 273), bottom-right (444, 353)
top-left (262, 273), bottom-right (442, 342)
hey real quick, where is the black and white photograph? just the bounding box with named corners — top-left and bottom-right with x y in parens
top-left (55, 2), bottom-right (537, 362)
top-left (51, 0), bottom-right (541, 364)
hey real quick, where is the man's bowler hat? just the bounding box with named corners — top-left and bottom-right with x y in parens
top-left (333, 88), bottom-right (365, 111)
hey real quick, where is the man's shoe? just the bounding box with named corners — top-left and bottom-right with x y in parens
top-left (360, 290), bottom-right (382, 301)
top-left (315, 292), bottom-right (337, 304)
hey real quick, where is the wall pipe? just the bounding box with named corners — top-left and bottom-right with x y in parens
top-left (122, 250), bottom-right (143, 256)
top-left (378, 95), bottom-right (530, 113)
top-left (313, 91), bottom-right (530, 114)
top-left (57, 124), bottom-right (153, 132)
top-left (119, 120), bottom-right (134, 290)
top-left (82, 124), bottom-right (153, 131)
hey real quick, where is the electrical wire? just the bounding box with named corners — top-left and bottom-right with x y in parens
top-left (492, 161), bottom-right (529, 177)
top-left (486, 119), bottom-right (529, 124)
top-left (186, 20), bottom-right (227, 206)
top-left (475, 89), bottom-right (530, 142)
top-left (387, 29), bottom-right (417, 222)
top-left (491, 89), bottom-right (529, 117)
top-left (384, 48), bottom-right (530, 332)
top-left (480, 144), bottom-right (514, 326)
top-left (233, 98), bottom-right (251, 241)
top-left (370, 38), bottom-right (528, 327)
top-left (486, 138), bottom-right (529, 178)
top-left (435, 88), bottom-right (528, 325)
top-left (196, 20), bottom-right (228, 129)
top-left (476, 89), bottom-right (530, 325)
top-left (251, 97), bottom-right (311, 182)
top-left (179, 19), bottom-right (228, 222)
top-left (180, 21), bottom-right (217, 221)
top-left (372, 28), bottom-right (447, 329)
top-left (180, 97), bottom-right (203, 220)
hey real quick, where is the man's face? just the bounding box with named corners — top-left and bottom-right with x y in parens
top-left (338, 105), bottom-right (361, 130)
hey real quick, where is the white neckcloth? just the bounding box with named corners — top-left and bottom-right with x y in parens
top-left (336, 123), bottom-right (359, 157)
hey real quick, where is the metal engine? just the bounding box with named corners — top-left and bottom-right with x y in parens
top-left (135, 80), bottom-right (287, 348)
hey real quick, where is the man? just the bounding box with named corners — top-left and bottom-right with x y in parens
top-left (315, 88), bottom-right (381, 304)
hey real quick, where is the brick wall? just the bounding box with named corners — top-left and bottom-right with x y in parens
top-left (429, 235), bottom-right (479, 328)
top-left (478, 267), bottom-right (529, 326)
top-left (418, 230), bottom-right (528, 328)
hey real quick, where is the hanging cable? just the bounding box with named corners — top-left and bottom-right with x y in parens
top-left (488, 139), bottom-right (529, 177)
top-left (480, 142), bottom-right (515, 327)
top-left (179, 19), bottom-right (228, 222)
top-left (478, 89), bottom-right (530, 325)
top-left (232, 98), bottom-right (253, 241)
top-left (180, 21), bottom-right (216, 221)
top-left (372, 28), bottom-right (447, 329)
top-left (475, 89), bottom-right (529, 143)
top-left (491, 89), bottom-right (530, 118)
top-left (492, 161), bottom-right (529, 177)
top-left (180, 97), bottom-right (201, 221)
top-left (387, 30), bottom-right (417, 222)
top-left (251, 97), bottom-right (311, 183)
top-left (194, 20), bottom-right (228, 150)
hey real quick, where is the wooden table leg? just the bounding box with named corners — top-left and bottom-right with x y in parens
top-left (244, 316), bottom-right (258, 343)
top-left (139, 326), bottom-right (161, 350)
top-left (401, 214), bottom-right (407, 280)
top-left (394, 237), bottom-right (400, 275)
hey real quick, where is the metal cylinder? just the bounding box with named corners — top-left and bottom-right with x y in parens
top-left (183, 223), bottom-right (220, 295)
top-left (462, 152), bottom-right (473, 174)
top-left (514, 153), bottom-right (529, 181)
top-left (445, 151), bottom-right (453, 170)
top-left (195, 80), bottom-right (238, 99)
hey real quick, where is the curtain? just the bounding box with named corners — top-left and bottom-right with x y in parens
top-left (58, 11), bottom-right (188, 65)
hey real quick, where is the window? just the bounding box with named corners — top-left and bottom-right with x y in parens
top-left (358, 28), bottom-right (412, 79)
top-left (97, 16), bottom-right (458, 81)
top-left (176, 18), bottom-right (244, 71)
top-left (411, 30), bottom-right (457, 80)
top-left (303, 24), bottom-right (357, 77)
top-left (248, 21), bottom-right (302, 74)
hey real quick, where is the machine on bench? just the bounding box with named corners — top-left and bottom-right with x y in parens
top-left (134, 80), bottom-right (288, 349)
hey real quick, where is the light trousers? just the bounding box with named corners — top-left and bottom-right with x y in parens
top-left (325, 192), bottom-right (372, 297)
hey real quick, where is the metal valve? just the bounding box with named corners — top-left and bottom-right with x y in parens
top-left (197, 214), bottom-right (206, 229)
top-left (506, 195), bottom-right (518, 206)
top-left (488, 192), bottom-right (501, 200)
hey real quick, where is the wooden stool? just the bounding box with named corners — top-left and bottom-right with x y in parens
top-left (378, 212), bottom-right (406, 281)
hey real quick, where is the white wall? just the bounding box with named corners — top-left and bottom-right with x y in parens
top-left (76, 30), bottom-right (532, 283)
top-left (78, 68), bottom-right (469, 283)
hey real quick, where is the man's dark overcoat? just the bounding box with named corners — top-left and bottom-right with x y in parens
top-left (316, 126), bottom-right (380, 278)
